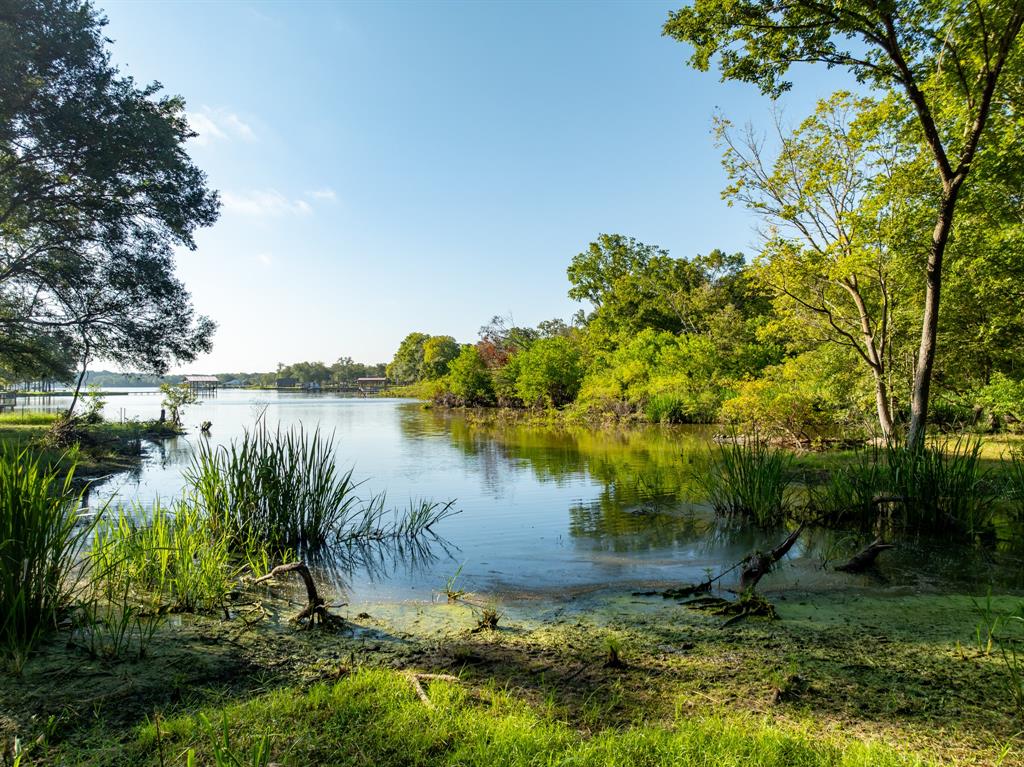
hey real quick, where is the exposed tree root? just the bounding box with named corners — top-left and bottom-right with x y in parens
top-left (834, 539), bottom-right (895, 573)
top-left (682, 591), bottom-right (777, 627)
top-left (253, 562), bottom-right (346, 630)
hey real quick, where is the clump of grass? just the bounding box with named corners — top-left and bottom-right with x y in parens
top-left (886, 437), bottom-right (994, 534)
top-left (0, 447), bottom-right (92, 664)
top-left (809, 437), bottom-right (995, 536)
top-left (698, 438), bottom-right (793, 526)
top-left (808, 445), bottom-right (887, 529)
top-left (91, 500), bottom-right (237, 613)
top-left (1007, 448), bottom-right (1024, 522)
top-left (473, 606), bottom-right (501, 632)
top-left (603, 634), bottom-right (626, 669)
top-left (442, 563), bottom-right (466, 603)
top-left (186, 425), bottom-right (458, 554)
top-left (185, 425), bottom-right (362, 552)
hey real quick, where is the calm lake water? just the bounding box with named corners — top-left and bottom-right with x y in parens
top-left (23, 389), bottom-right (1024, 601)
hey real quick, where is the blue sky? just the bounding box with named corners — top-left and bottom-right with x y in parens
top-left (100, 1), bottom-right (853, 373)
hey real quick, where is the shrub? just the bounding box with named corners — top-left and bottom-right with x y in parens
top-left (514, 336), bottom-right (584, 408)
top-left (444, 345), bottom-right (495, 406)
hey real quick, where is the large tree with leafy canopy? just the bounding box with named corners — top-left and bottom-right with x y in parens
top-left (0, 0), bottom-right (218, 399)
top-left (664, 0), bottom-right (1024, 447)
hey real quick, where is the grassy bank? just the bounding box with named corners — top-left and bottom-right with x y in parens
top-left (0, 412), bottom-right (178, 477)
top-left (3, 589), bottom-right (1021, 766)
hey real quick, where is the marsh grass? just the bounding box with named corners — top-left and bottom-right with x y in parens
top-left (0, 411), bottom-right (60, 426)
top-left (1008, 448), bottom-right (1024, 521)
top-left (90, 500), bottom-right (236, 613)
top-left (185, 425), bottom-right (362, 551)
top-left (808, 437), bottom-right (995, 535)
top-left (186, 425), bottom-right (457, 553)
top-left (698, 438), bottom-right (793, 526)
top-left (886, 437), bottom-right (994, 534)
top-left (0, 447), bottom-right (92, 663)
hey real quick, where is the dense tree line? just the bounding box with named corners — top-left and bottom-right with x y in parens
top-left (389, 217), bottom-right (1024, 440)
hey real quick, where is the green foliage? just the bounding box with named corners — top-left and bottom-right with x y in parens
top-left (0, 447), bottom-right (91, 662)
top-left (91, 501), bottom-right (235, 614)
top-left (884, 439), bottom-right (994, 535)
top-left (978, 373), bottom-right (1024, 427)
top-left (421, 335), bottom-right (460, 380)
top-left (698, 439), bottom-right (793, 526)
top-left (1, 0), bottom-right (218, 377)
top-left (444, 345), bottom-right (495, 406)
top-left (160, 382), bottom-right (198, 427)
top-left (720, 357), bottom-right (840, 444)
top-left (514, 336), bottom-right (584, 408)
top-left (80, 384), bottom-right (107, 424)
top-left (387, 332), bottom-right (431, 385)
top-left (810, 438), bottom-right (995, 535)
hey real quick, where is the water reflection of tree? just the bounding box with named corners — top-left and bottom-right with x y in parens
top-left (405, 408), bottom-right (717, 530)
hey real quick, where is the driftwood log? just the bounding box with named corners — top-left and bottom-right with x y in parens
top-left (834, 539), bottom-right (895, 573)
top-left (738, 524), bottom-right (804, 592)
top-left (253, 562), bottom-right (345, 629)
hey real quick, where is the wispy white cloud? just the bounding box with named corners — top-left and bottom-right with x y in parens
top-left (257, 253), bottom-right (273, 266)
top-left (187, 106), bottom-right (255, 146)
top-left (222, 190), bottom-right (313, 217)
top-left (306, 187), bottom-right (338, 202)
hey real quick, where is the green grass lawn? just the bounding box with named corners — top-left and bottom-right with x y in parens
top-left (124, 668), bottom-right (929, 767)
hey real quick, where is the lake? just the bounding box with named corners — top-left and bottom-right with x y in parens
top-left (24, 389), bottom-right (1024, 602)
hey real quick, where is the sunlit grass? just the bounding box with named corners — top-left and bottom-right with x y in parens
top-left (118, 668), bottom-right (932, 767)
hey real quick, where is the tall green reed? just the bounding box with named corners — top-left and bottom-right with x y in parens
top-left (0, 447), bottom-right (92, 663)
top-left (91, 500), bottom-right (235, 613)
top-left (185, 425), bottom-right (361, 552)
top-left (697, 438), bottom-right (793, 526)
top-left (185, 425), bottom-right (458, 554)
top-left (809, 437), bottom-right (995, 535)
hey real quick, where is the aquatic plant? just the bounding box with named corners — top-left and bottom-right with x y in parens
top-left (807, 445), bottom-right (888, 529)
top-left (185, 425), bottom-right (361, 552)
top-left (1008, 448), bottom-right (1024, 522)
top-left (442, 563), bottom-right (467, 603)
top-left (91, 500), bottom-right (236, 613)
top-left (698, 438), bottom-right (793, 526)
top-left (884, 437), bottom-right (994, 535)
top-left (0, 447), bottom-right (91, 663)
top-left (186, 426), bottom-right (458, 554)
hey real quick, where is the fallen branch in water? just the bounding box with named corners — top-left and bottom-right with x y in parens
top-left (834, 539), bottom-right (895, 573)
top-left (253, 562), bottom-right (345, 629)
top-left (739, 524), bottom-right (804, 592)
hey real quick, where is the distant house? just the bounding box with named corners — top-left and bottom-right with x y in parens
top-left (276, 377), bottom-right (298, 389)
top-left (304, 381), bottom-right (321, 392)
top-left (183, 374), bottom-right (219, 392)
top-left (224, 379), bottom-right (244, 388)
top-left (356, 376), bottom-right (388, 392)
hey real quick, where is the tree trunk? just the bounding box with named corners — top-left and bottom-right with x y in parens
top-left (66, 338), bottom-right (90, 419)
top-left (873, 373), bottom-right (894, 441)
top-left (907, 186), bottom-right (961, 449)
